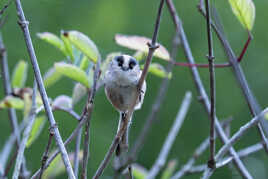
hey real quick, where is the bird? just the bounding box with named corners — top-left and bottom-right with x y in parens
top-left (104, 54), bottom-right (146, 161)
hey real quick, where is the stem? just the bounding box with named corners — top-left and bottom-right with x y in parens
top-left (166, 0), bottom-right (252, 178)
top-left (147, 92), bottom-right (192, 179)
top-left (198, 3), bottom-right (268, 153)
top-left (93, 0), bottom-right (165, 178)
top-left (81, 60), bottom-right (101, 179)
top-left (0, 32), bottom-right (28, 178)
top-left (39, 129), bottom-right (54, 179)
top-left (204, 0), bottom-right (216, 169)
top-left (74, 128), bottom-right (82, 178)
top-left (14, 0), bottom-right (75, 178)
top-left (12, 80), bottom-right (37, 179)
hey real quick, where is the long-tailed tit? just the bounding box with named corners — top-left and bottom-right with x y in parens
top-left (104, 54), bottom-right (146, 159)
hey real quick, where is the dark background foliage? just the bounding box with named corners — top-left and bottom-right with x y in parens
top-left (1, 0), bottom-right (268, 178)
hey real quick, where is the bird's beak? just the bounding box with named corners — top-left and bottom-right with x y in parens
top-left (121, 66), bottom-right (129, 71)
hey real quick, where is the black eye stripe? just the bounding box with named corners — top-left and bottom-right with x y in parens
top-left (115, 56), bottom-right (124, 67)
top-left (129, 58), bottom-right (137, 69)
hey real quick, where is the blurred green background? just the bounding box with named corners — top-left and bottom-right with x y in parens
top-left (1, 0), bottom-right (268, 178)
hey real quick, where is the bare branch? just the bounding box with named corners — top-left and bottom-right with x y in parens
top-left (166, 0), bottom-right (252, 178)
top-left (198, 2), bottom-right (268, 153)
top-left (39, 129), bottom-right (54, 179)
top-left (147, 92), bottom-right (192, 178)
top-left (93, 0), bottom-right (165, 178)
top-left (74, 129), bottom-right (82, 178)
top-left (13, 0), bottom-right (75, 177)
top-left (12, 80), bottom-right (37, 179)
top-left (0, 32), bottom-right (29, 178)
top-left (204, 0), bottom-right (216, 169)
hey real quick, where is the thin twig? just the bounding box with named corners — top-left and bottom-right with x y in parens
top-left (202, 108), bottom-right (268, 178)
top-left (53, 106), bottom-right (80, 121)
top-left (12, 80), bottom-right (37, 179)
top-left (187, 143), bottom-right (263, 175)
top-left (166, 1), bottom-right (252, 178)
top-left (147, 92), bottom-right (192, 179)
top-left (198, 2), bottom-right (268, 154)
top-left (0, 0), bottom-right (13, 16)
top-left (74, 129), bottom-right (82, 178)
top-left (204, 0), bottom-right (216, 169)
top-left (117, 25), bottom-right (181, 174)
top-left (0, 32), bottom-right (28, 178)
top-left (93, 0), bottom-right (165, 178)
top-left (170, 118), bottom-right (233, 179)
top-left (39, 129), bottom-right (54, 179)
top-left (81, 59), bottom-right (101, 179)
top-left (14, 0), bottom-right (75, 178)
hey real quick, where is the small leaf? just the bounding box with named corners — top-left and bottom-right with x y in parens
top-left (26, 116), bottom-right (46, 147)
top-left (72, 83), bottom-right (87, 106)
top-left (61, 30), bottom-right (74, 61)
top-left (133, 51), bottom-right (146, 61)
top-left (141, 63), bottom-right (172, 79)
top-left (0, 96), bottom-right (24, 109)
top-left (79, 55), bottom-right (90, 71)
top-left (228, 0), bottom-right (255, 30)
top-left (43, 67), bottom-right (62, 88)
top-left (115, 34), bottom-right (170, 61)
top-left (64, 30), bottom-right (100, 63)
top-left (54, 62), bottom-right (90, 88)
top-left (160, 160), bottom-right (177, 179)
top-left (37, 32), bottom-right (67, 55)
top-left (265, 113), bottom-right (268, 120)
top-left (132, 164), bottom-right (148, 179)
top-left (12, 60), bottom-right (28, 88)
top-left (52, 95), bottom-right (72, 109)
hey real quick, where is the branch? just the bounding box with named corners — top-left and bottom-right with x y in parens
top-left (166, 0), bottom-right (252, 178)
top-left (31, 62), bottom-right (101, 179)
top-left (74, 129), bottom-right (82, 178)
top-left (204, 0), bottom-right (216, 169)
top-left (187, 143), bottom-right (263, 175)
top-left (39, 129), bottom-right (54, 179)
top-left (147, 92), bottom-right (192, 178)
top-left (14, 0), bottom-right (75, 178)
top-left (170, 118), bottom-right (233, 179)
top-left (0, 0), bottom-right (13, 16)
top-left (198, 2), bottom-right (268, 153)
top-left (0, 32), bottom-right (28, 178)
top-left (81, 59), bottom-right (101, 179)
top-left (202, 108), bottom-right (268, 178)
top-left (93, 0), bottom-right (165, 178)
top-left (12, 80), bottom-right (37, 179)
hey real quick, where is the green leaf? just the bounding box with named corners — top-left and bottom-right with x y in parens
top-left (26, 116), bottom-right (46, 147)
top-left (132, 164), bottom-right (148, 179)
top-left (228, 0), bottom-right (255, 30)
top-left (115, 34), bottom-right (170, 61)
top-left (12, 60), bottom-right (28, 88)
top-left (160, 160), bottom-right (177, 179)
top-left (64, 30), bottom-right (100, 63)
top-left (141, 63), bottom-right (172, 79)
top-left (133, 51), bottom-right (146, 61)
top-left (79, 55), bottom-right (90, 71)
top-left (265, 113), bottom-right (268, 120)
top-left (54, 62), bottom-right (90, 88)
top-left (0, 96), bottom-right (24, 109)
top-left (37, 32), bottom-right (67, 55)
top-left (43, 67), bottom-right (62, 88)
top-left (60, 30), bottom-right (74, 61)
top-left (52, 95), bottom-right (72, 109)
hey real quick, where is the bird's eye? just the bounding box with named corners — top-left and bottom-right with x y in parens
top-left (116, 56), bottom-right (124, 67)
top-left (129, 58), bottom-right (137, 70)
